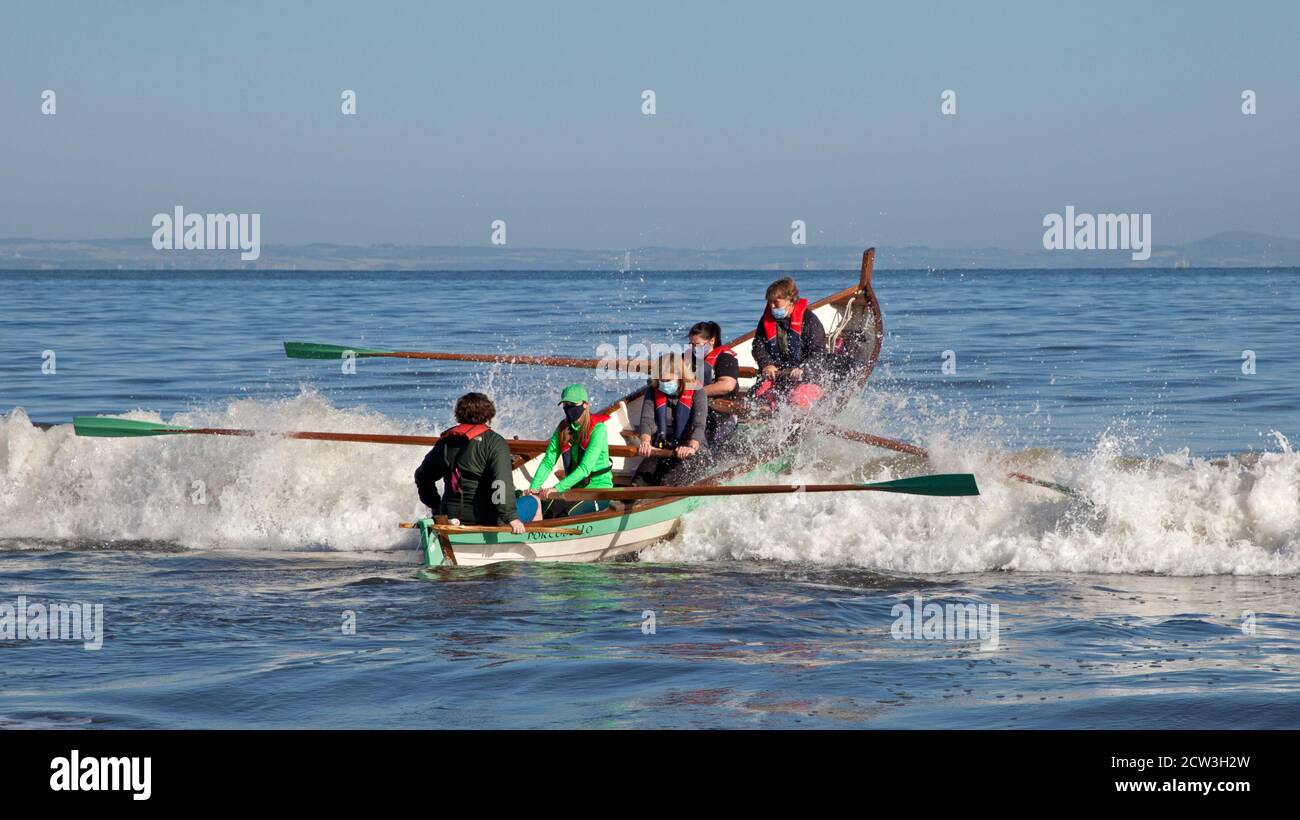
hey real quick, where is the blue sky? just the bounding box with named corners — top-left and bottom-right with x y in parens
top-left (2, 0), bottom-right (1296, 248)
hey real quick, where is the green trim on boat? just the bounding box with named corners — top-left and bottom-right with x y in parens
top-left (415, 519), bottom-right (448, 567)
top-left (440, 494), bottom-right (700, 548)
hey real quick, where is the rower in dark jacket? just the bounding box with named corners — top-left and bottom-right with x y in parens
top-left (635, 352), bottom-right (709, 485)
top-left (688, 320), bottom-right (740, 448)
top-left (750, 276), bottom-right (828, 409)
top-left (414, 392), bottom-right (527, 533)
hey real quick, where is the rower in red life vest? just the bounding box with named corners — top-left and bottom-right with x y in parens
top-left (750, 276), bottom-right (828, 410)
top-left (414, 392), bottom-right (528, 533)
top-left (635, 352), bottom-right (709, 485)
top-left (688, 320), bottom-right (740, 448)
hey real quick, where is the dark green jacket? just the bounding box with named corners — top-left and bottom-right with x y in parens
top-left (414, 429), bottom-right (517, 525)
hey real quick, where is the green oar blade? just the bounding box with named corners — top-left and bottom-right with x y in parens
top-left (283, 341), bottom-right (391, 359)
top-left (864, 473), bottom-right (980, 496)
top-left (72, 417), bottom-right (191, 438)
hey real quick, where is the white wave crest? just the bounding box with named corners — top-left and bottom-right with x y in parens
top-left (3, 395), bottom-right (1297, 575)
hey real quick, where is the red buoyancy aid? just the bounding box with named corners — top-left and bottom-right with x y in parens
top-left (760, 299), bottom-right (808, 340)
top-left (440, 423), bottom-right (490, 441)
top-left (699, 344), bottom-right (740, 404)
top-left (759, 298), bottom-right (806, 366)
top-left (561, 413), bottom-right (610, 454)
top-left (704, 344), bottom-right (734, 368)
top-left (759, 299), bottom-right (809, 366)
top-left (653, 387), bottom-right (698, 447)
top-left (559, 413), bottom-right (614, 486)
top-left (438, 423), bottom-right (492, 495)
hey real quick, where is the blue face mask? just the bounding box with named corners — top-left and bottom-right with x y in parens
top-left (771, 306), bottom-right (789, 319)
top-left (659, 380), bottom-right (679, 396)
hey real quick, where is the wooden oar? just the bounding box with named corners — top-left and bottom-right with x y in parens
top-left (820, 425), bottom-right (929, 457)
top-left (399, 521), bottom-right (582, 535)
top-left (71, 416), bottom-right (672, 458)
top-left (284, 341), bottom-right (759, 378)
top-left (1003, 472), bottom-right (1088, 499)
top-left (821, 424), bottom-right (1087, 500)
top-left (709, 400), bottom-right (1083, 499)
top-left (559, 473), bottom-right (979, 501)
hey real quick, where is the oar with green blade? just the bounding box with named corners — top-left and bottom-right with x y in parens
top-left (71, 416), bottom-right (671, 458)
top-left (283, 342), bottom-right (394, 360)
top-left (557, 473), bottom-right (979, 502)
top-left (284, 341), bottom-right (760, 377)
top-left (708, 399), bottom-right (1087, 502)
top-left (821, 423), bottom-right (1089, 502)
top-left (74, 417), bottom-right (259, 438)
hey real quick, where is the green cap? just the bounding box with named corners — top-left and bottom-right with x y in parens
top-left (558, 383), bottom-right (589, 405)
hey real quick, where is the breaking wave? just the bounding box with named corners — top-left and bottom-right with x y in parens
top-left (2, 390), bottom-right (1297, 575)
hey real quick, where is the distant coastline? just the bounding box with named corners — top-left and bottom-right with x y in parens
top-left (1, 231), bottom-right (1296, 271)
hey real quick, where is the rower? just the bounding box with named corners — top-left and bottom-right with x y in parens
top-left (635, 352), bottom-right (709, 485)
top-left (750, 276), bottom-right (828, 410)
top-left (525, 383), bottom-right (613, 518)
top-left (687, 320), bottom-right (740, 448)
top-left (414, 392), bottom-right (527, 534)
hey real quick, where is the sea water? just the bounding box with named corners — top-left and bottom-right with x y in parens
top-left (1, 268), bottom-right (1297, 728)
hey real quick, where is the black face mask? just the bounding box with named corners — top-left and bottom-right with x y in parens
top-left (563, 405), bottom-right (585, 426)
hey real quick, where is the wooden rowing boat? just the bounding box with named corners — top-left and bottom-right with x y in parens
top-left (414, 248), bottom-right (884, 568)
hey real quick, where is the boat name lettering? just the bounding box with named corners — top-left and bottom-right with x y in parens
top-left (526, 525), bottom-right (593, 541)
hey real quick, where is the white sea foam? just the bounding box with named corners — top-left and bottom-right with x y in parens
top-left (2, 393), bottom-right (1297, 575)
top-left (0, 390), bottom-right (549, 553)
top-left (654, 425), bottom-right (1300, 576)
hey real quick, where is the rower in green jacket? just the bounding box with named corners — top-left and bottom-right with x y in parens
top-left (525, 383), bottom-right (613, 518)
